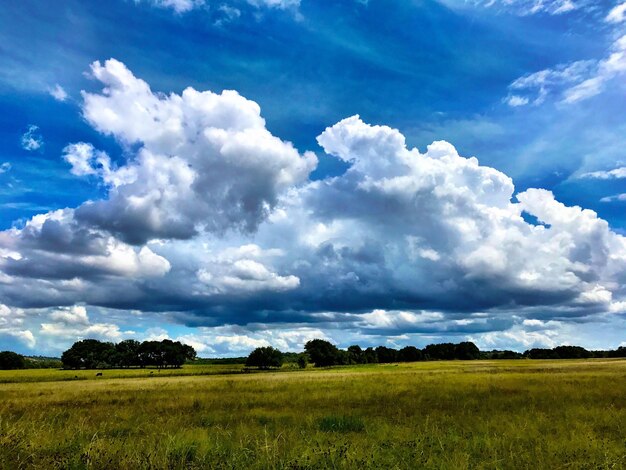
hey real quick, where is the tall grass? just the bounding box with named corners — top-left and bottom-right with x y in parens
top-left (1, 359), bottom-right (625, 468)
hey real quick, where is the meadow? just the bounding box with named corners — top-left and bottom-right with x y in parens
top-left (1, 359), bottom-right (626, 469)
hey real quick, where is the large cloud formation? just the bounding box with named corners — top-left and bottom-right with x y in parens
top-left (1, 59), bottom-right (625, 352)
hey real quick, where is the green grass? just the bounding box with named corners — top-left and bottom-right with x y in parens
top-left (1, 359), bottom-right (626, 469)
top-left (0, 363), bottom-right (247, 383)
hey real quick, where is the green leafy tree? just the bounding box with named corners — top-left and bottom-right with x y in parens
top-left (0, 351), bottom-right (26, 370)
top-left (455, 342), bottom-right (480, 360)
top-left (553, 345), bottom-right (592, 359)
top-left (304, 339), bottom-right (343, 367)
top-left (363, 347), bottom-right (378, 364)
top-left (62, 339), bottom-right (196, 369)
top-left (297, 353), bottom-right (309, 369)
top-left (398, 346), bottom-right (423, 362)
top-left (375, 346), bottom-right (399, 363)
top-left (347, 345), bottom-right (364, 364)
top-left (61, 339), bottom-right (116, 369)
top-left (524, 348), bottom-right (559, 359)
top-left (115, 340), bottom-right (141, 367)
top-left (423, 343), bottom-right (457, 360)
top-left (245, 347), bottom-right (284, 369)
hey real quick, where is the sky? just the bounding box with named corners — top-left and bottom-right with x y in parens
top-left (1, 0), bottom-right (626, 356)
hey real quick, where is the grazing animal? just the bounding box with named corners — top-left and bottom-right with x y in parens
top-left (96, 372), bottom-right (103, 377)
top-left (74, 375), bottom-right (78, 379)
top-left (150, 371), bottom-right (154, 375)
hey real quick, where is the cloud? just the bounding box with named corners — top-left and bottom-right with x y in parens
top-left (0, 304), bottom-right (35, 348)
top-left (136, 0), bottom-right (299, 15)
top-left (246, 0), bottom-right (300, 9)
top-left (504, 95), bottom-right (529, 107)
top-left (0, 163), bottom-right (10, 174)
top-left (579, 166), bottom-right (626, 179)
top-left (198, 259), bottom-right (300, 293)
top-left (506, 35), bottom-right (626, 105)
top-left (0, 208), bottom-right (171, 281)
top-left (442, 0), bottom-right (586, 16)
top-left (48, 84), bottom-right (68, 102)
top-left (49, 305), bottom-right (90, 325)
top-left (174, 324), bottom-right (328, 355)
top-left (76, 59), bottom-right (316, 245)
top-left (606, 1), bottom-right (626, 23)
top-left (2, 60), bottom-right (626, 352)
top-left (601, 193), bottom-right (626, 203)
top-left (505, 60), bottom-right (595, 106)
top-left (135, 0), bottom-right (204, 13)
top-left (20, 125), bottom-right (43, 151)
top-left (214, 5), bottom-right (241, 26)
top-left (469, 322), bottom-right (560, 350)
top-left (62, 142), bottom-right (135, 186)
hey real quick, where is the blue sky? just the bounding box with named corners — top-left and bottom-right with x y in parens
top-left (1, 0), bottom-right (626, 356)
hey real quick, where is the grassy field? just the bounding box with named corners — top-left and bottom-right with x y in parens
top-left (0, 363), bottom-right (247, 384)
top-left (1, 360), bottom-right (625, 469)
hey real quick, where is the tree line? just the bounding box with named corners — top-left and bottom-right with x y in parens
top-left (0, 351), bottom-right (61, 370)
top-left (2, 342), bottom-right (626, 370)
top-left (243, 341), bottom-right (626, 369)
top-left (60, 339), bottom-right (197, 369)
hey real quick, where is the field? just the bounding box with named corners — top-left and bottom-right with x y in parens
top-left (1, 360), bottom-right (626, 469)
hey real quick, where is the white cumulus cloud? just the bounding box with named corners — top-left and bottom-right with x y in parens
top-left (2, 61), bottom-right (626, 351)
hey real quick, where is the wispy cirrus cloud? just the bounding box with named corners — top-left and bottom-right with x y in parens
top-left (135, 0), bottom-right (204, 13)
top-left (601, 193), bottom-right (626, 203)
top-left (440, 0), bottom-right (587, 16)
top-left (606, 1), bottom-right (626, 23)
top-left (505, 34), bottom-right (626, 106)
top-left (579, 166), bottom-right (626, 180)
top-left (136, 0), bottom-right (299, 14)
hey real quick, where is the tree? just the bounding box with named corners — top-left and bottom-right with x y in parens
top-left (455, 342), bottom-right (480, 360)
top-left (246, 347), bottom-right (283, 369)
top-left (347, 345), bottom-right (364, 364)
top-left (553, 345), bottom-right (592, 359)
top-left (304, 339), bottom-right (342, 367)
top-left (0, 351), bottom-right (26, 370)
top-left (297, 353), bottom-right (309, 369)
top-left (61, 339), bottom-right (196, 369)
top-left (61, 339), bottom-right (116, 369)
top-left (375, 346), bottom-right (398, 363)
top-left (115, 340), bottom-right (141, 368)
top-left (363, 347), bottom-right (378, 364)
top-left (423, 343), bottom-right (457, 360)
top-left (524, 348), bottom-right (558, 359)
top-left (398, 346), bottom-right (423, 362)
